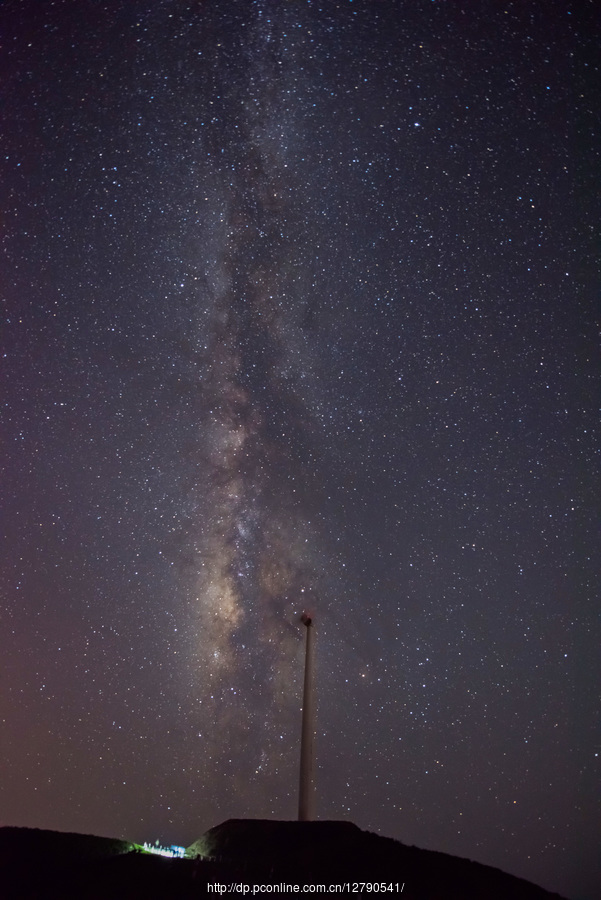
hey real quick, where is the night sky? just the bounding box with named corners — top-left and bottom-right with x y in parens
top-left (1, 1), bottom-right (599, 898)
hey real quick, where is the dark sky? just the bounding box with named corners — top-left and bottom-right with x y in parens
top-left (1, 1), bottom-right (599, 897)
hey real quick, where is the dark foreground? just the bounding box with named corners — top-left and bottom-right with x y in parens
top-left (0, 820), bottom-right (566, 899)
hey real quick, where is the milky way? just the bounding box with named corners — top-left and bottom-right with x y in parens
top-left (185, 6), bottom-right (333, 778)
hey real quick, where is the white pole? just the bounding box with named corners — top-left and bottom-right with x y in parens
top-left (298, 613), bottom-right (315, 821)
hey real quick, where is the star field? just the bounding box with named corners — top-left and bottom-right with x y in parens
top-left (1, 2), bottom-right (599, 898)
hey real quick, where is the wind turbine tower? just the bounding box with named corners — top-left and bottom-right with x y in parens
top-left (298, 612), bottom-right (315, 821)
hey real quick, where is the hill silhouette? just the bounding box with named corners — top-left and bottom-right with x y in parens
top-left (0, 820), bottom-right (567, 899)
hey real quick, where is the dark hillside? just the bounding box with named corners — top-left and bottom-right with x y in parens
top-left (189, 819), bottom-right (567, 900)
top-left (0, 826), bottom-right (132, 867)
top-left (0, 821), bottom-right (567, 899)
